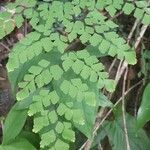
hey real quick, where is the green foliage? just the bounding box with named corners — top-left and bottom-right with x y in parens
top-left (141, 49), bottom-right (150, 79)
top-left (2, 103), bottom-right (28, 145)
top-left (93, 115), bottom-right (150, 150)
top-left (100, 0), bottom-right (150, 25)
top-left (1, 0), bottom-right (149, 149)
top-left (137, 83), bottom-right (150, 129)
top-left (0, 138), bottom-right (36, 150)
top-left (137, 48), bottom-right (150, 129)
top-left (0, 0), bottom-right (37, 39)
top-left (0, 11), bottom-right (15, 39)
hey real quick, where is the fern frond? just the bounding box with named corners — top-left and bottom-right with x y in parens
top-left (5, 0), bottom-right (144, 149)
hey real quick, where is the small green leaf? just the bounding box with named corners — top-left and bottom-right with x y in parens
top-left (5, 20), bottom-right (15, 34)
top-left (68, 31), bottom-right (77, 42)
top-left (73, 21), bottom-right (84, 34)
top-left (105, 5), bottom-right (117, 17)
top-left (57, 103), bottom-right (68, 116)
top-left (28, 101), bottom-right (43, 116)
top-left (50, 65), bottom-right (63, 80)
top-left (99, 39), bottom-right (110, 54)
top-left (91, 63), bottom-right (104, 72)
top-left (68, 84), bottom-right (78, 98)
top-left (60, 80), bottom-right (70, 94)
top-left (80, 32), bottom-right (91, 44)
top-left (77, 50), bottom-right (90, 59)
top-left (49, 91), bottom-right (60, 104)
top-left (72, 59), bottom-right (85, 74)
top-left (57, 40), bottom-right (68, 53)
top-left (35, 74), bottom-right (45, 88)
top-left (90, 70), bottom-right (98, 82)
top-left (55, 139), bottom-right (69, 150)
top-left (55, 122), bottom-right (64, 134)
top-left (106, 20), bottom-right (118, 28)
top-left (71, 78), bottom-right (82, 88)
top-left (16, 88), bottom-right (29, 101)
top-left (89, 34), bottom-right (102, 46)
top-left (142, 13), bottom-right (150, 25)
top-left (124, 51), bottom-right (137, 65)
top-left (14, 15), bottom-right (24, 28)
top-left (65, 109), bottom-right (73, 120)
top-left (136, 1), bottom-right (148, 8)
top-left (24, 74), bottom-right (35, 81)
top-left (99, 94), bottom-right (113, 107)
top-left (85, 26), bottom-right (94, 34)
top-left (24, 8), bottom-right (33, 19)
top-left (28, 66), bottom-right (43, 75)
top-left (123, 3), bottom-right (135, 15)
top-left (76, 91), bottom-right (84, 102)
top-left (105, 79), bottom-right (116, 92)
top-left (42, 95), bottom-right (51, 107)
top-left (62, 59), bottom-right (74, 71)
top-left (134, 8), bottom-right (144, 20)
top-left (38, 59), bottom-right (50, 68)
top-left (80, 65), bottom-right (91, 79)
top-left (84, 92), bottom-right (96, 106)
top-left (48, 110), bottom-right (58, 123)
top-left (85, 56), bottom-right (98, 66)
top-left (62, 128), bottom-right (75, 142)
top-left (18, 82), bottom-right (28, 88)
top-left (41, 37), bottom-right (53, 52)
top-left (42, 69), bottom-right (52, 84)
top-left (40, 130), bottom-right (56, 148)
top-left (28, 80), bottom-right (36, 92)
top-left (73, 109), bottom-right (85, 125)
top-left (0, 27), bottom-right (6, 39)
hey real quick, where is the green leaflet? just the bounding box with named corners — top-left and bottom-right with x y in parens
top-left (134, 8), bottom-right (144, 20)
top-left (106, 5), bottom-right (117, 17)
top-left (137, 83), bottom-right (150, 129)
top-left (0, 11), bottom-right (15, 39)
top-left (123, 3), bottom-right (135, 15)
top-left (142, 13), bottom-right (150, 25)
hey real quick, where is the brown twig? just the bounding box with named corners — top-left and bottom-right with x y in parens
top-left (115, 60), bottom-right (123, 83)
top-left (0, 42), bottom-right (11, 52)
top-left (108, 58), bottom-right (117, 74)
top-left (127, 19), bottom-right (139, 43)
top-left (122, 67), bottom-right (131, 150)
top-left (0, 76), bottom-right (6, 81)
top-left (134, 24), bottom-right (149, 50)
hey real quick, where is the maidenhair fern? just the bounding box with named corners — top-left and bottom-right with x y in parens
top-left (0, 0), bottom-right (37, 39)
top-left (1, 0), bottom-right (149, 149)
top-left (98, 0), bottom-right (150, 25)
